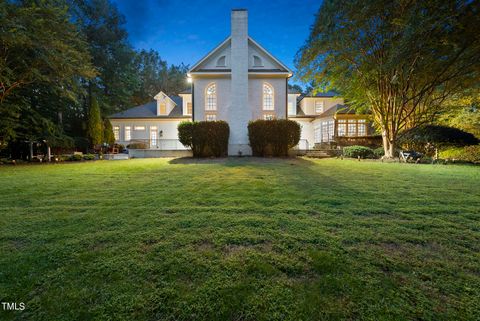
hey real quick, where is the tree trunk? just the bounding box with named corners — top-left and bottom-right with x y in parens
top-left (382, 130), bottom-right (396, 159)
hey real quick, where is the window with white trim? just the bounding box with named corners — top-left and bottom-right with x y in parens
top-left (263, 83), bottom-right (274, 110)
top-left (187, 102), bottom-right (192, 115)
top-left (150, 126), bottom-right (157, 147)
top-left (337, 120), bottom-right (346, 137)
top-left (124, 126), bottom-right (131, 141)
top-left (205, 83), bottom-right (216, 111)
top-left (315, 101), bottom-right (324, 113)
top-left (216, 56), bottom-right (226, 67)
top-left (357, 119), bottom-right (366, 136)
top-left (113, 126), bottom-right (120, 140)
top-left (347, 120), bottom-right (357, 136)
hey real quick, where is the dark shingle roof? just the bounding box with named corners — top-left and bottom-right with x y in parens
top-left (303, 90), bottom-right (339, 98)
top-left (109, 97), bottom-right (189, 119)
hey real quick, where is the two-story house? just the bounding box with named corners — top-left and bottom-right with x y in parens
top-left (109, 9), bottom-right (373, 157)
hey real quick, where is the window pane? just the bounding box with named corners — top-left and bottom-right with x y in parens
top-left (338, 123), bottom-right (346, 136)
top-left (358, 124), bottom-right (366, 136)
top-left (187, 102), bottom-right (192, 114)
top-left (125, 126), bottom-right (131, 141)
top-left (134, 126), bottom-right (145, 131)
top-left (263, 84), bottom-right (274, 110)
top-left (348, 123), bottom-right (356, 136)
top-left (206, 114), bottom-right (216, 121)
top-left (315, 101), bottom-right (324, 113)
top-left (206, 84), bottom-right (216, 111)
top-left (113, 126), bottom-right (120, 140)
top-left (264, 114), bottom-right (274, 120)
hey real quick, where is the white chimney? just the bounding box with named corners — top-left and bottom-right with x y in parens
top-left (229, 9), bottom-right (250, 155)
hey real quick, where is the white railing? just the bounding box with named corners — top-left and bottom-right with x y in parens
top-left (126, 139), bottom-right (188, 150)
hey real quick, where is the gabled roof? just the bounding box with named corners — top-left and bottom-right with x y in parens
top-left (248, 37), bottom-right (292, 74)
top-left (189, 37), bottom-right (231, 73)
top-left (154, 91), bottom-right (177, 106)
top-left (302, 90), bottom-right (339, 98)
top-left (109, 98), bottom-right (189, 119)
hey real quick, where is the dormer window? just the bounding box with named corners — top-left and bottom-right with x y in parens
top-left (253, 55), bottom-right (263, 67)
top-left (216, 56), bottom-right (226, 67)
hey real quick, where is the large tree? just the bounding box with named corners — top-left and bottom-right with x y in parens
top-left (296, 0), bottom-right (480, 158)
top-left (0, 0), bottom-right (95, 146)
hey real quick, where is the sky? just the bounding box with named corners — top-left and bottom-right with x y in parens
top-left (111, 0), bottom-right (321, 82)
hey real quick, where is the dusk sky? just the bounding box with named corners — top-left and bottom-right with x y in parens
top-left (112, 0), bottom-right (321, 83)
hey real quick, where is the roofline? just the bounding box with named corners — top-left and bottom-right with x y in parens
top-left (154, 91), bottom-right (177, 106)
top-left (248, 37), bottom-right (293, 75)
top-left (189, 37), bottom-right (231, 73)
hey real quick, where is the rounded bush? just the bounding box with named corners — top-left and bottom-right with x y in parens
top-left (178, 121), bottom-right (229, 157)
top-left (373, 147), bottom-right (384, 158)
top-left (343, 145), bottom-right (374, 159)
top-left (248, 119), bottom-right (301, 157)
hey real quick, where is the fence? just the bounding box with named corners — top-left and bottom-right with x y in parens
top-left (126, 139), bottom-right (188, 150)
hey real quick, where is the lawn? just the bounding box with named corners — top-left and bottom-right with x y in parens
top-left (1, 158), bottom-right (479, 321)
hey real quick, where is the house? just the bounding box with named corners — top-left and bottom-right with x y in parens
top-left (109, 9), bottom-right (372, 157)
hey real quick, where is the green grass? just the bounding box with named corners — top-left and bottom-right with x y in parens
top-left (1, 158), bottom-right (479, 321)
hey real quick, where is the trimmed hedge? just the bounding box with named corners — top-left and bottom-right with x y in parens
top-left (127, 142), bottom-right (148, 149)
top-left (440, 145), bottom-right (480, 163)
top-left (343, 145), bottom-right (374, 159)
top-left (178, 121), bottom-right (229, 157)
top-left (248, 119), bottom-right (301, 157)
top-left (373, 147), bottom-right (384, 159)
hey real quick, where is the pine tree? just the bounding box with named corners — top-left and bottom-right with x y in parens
top-left (87, 97), bottom-right (103, 147)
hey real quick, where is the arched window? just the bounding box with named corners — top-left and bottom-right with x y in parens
top-left (216, 56), bottom-right (226, 67)
top-left (263, 83), bottom-right (274, 110)
top-left (205, 83), bottom-right (216, 111)
top-left (253, 55), bottom-right (263, 67)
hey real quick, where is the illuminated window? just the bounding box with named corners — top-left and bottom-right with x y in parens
top-left (124, 126), bottom-right (131, 141)
top-left (321, 120), bottom-right (334, 142)
top-left (113, 126), bottom-right (120, 140)
top-left (315, 101), bottom-right (324, 113)
top-left (160, 103), bottom-right (166, 115)
top-left (347, 120), bottom-right (357, 136)
top-left (337, 120), bottom-right (346, 137)
top-left (314, 126), bottom-right (321, 143)
top-left (264, 114), bottom-right (275, 120)
top-left (150, 126), bottom-right (158, 147)
top-left (206, 83), bottom-right (216, 111)
top-left (205, 114), bottom-right (216, 121)
top-left (263, 83), bottom-right (274, 110)
top-left (187, 102), bottom-right (192, 114)
top-left (134, 126), bottom-right (145, 131)
top-left (358, 119), bottom-right (366, 136)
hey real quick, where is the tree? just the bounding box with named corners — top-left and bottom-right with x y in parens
top-left (87, 97), bottom-right (103, 146)
top-left (296, 0), bottom-right (480, 158)
top-left (0, 0), bottom-right (95, 147)
top-left (103, 118), bottom-right (115, 145)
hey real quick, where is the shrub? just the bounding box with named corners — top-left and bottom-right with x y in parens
top-left (127, 142), bottom-right (148, 149)
top-left (83, 154), bottom-right (95, 160)
top-left (248, 119), bottom-right (301, 157)
top-left (178, 121), bottom-right (229, 157)
top-left (69, 154), bottom-right (83, 161)
top-left (440, 145), bottom-right (480, 163)
top-left (398, 125), bottom-right (479, 156)
top-left (373, 147), bottom-right (384, 158)
top-left (343, 145), bottom-right (374, 159)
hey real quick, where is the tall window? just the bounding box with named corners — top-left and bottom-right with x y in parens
top-left (113, 126), bottom-right (120, 140)
top-left (206, 83), bottom-right (216, 111)
top-left (337, 120), bottom-right (346, 136)
top-left (321, 121), bottom-right (334, 142)
top-left (347, 120), bottom-right (357, 136)
top-left (160, 103), bottom-right (166, 114)
top-left (124, 126), bottom-right (131, 141)
top-left (187, 102), bottom-right (192, 115)
top-left (357, 119), bottom-right (366, 136)
top-left (315, 101), bottom-right (324, 113)
top-left (263, 83), bottom-right (274, 110)
top-left (150, 126), bottom-right (157, 147)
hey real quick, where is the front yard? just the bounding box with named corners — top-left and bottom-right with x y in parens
top-left (1, 158), bottom-right (479, 320)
